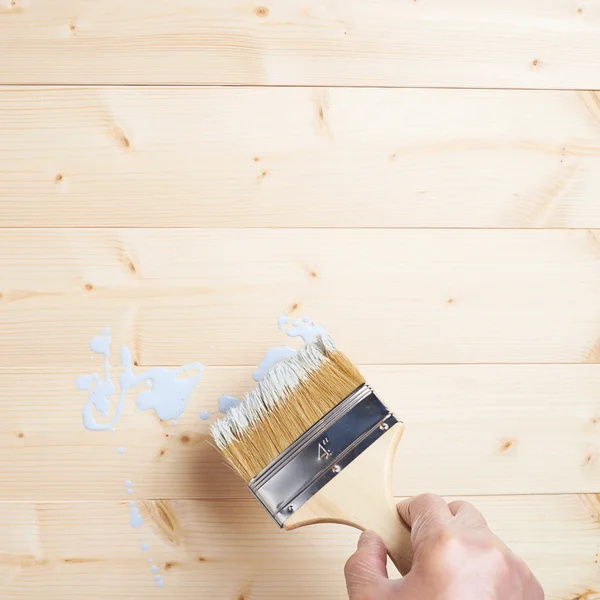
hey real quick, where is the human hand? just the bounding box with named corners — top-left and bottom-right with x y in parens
top-left (344, 494), bottom-right (544, 599)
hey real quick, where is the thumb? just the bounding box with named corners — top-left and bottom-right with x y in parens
top-left (344, 531), bottom-right (389, 599)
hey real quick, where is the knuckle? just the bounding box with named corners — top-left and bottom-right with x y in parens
top-left (428, 532), bottom-right (510, 576)
top-left (491, 546), bottom-right (513, 572)
top-left (512, 556), bottom-right (530, 575)
top-left (418, 529), bottom-right (460, 574)
top-left (419, 492), bottom-right (442, 505)
top-left (428, 525), bottom-right (455, 550)
top-left (436, 531), bottom-right (463, 562)
top-left (411, 493), bottom-right (443, 518)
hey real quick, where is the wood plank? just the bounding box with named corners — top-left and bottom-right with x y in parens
top-left (2, 228), bottom-right (600, 366)
top-left (1, 364), bottom-right (598, 500)
top-left (2, 87), bottom-right (600, 228)
top-left (1, 1), bottom-right (600, 87)
top-left (1, 495), bottom-right (598, 599)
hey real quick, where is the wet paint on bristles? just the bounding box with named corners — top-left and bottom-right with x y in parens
top-left (210, 334), bottom-right (365, 482)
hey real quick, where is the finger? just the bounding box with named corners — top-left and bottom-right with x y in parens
top-left (397, 494), bottom-right (452, 528)
top-left (398, 494), bottom-right (453, 548)
top-left (344, 531), bottom-right (389, 598)
top-left (398, 494), bottom-right (452, 529)
top-left (447, 500), bottom-right (489, 528)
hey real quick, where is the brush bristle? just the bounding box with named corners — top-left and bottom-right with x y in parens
top-left (210, 335), bottom-right (365, 482)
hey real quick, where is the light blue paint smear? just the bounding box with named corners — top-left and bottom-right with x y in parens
top-left (151, 566), bottom-right (158, 573)
top-left (76, 374), bottom-right (94, 391)
top-left (127, 488), bottom-right (133, 494)
top-left (277, 315), bottom-right (291, 330)
top-left (90, 328), bottom-right (111, 355)
top-left (79, 328), bottom-right (115, 430)
top-left (129, 501), bottom-right (136, 507)
top-left (154, 575), bottom-right (162, 581)
top-left (218, 395), bottom-right (241, 414)
top-left (130, 505), bottom-right (143, 528)
top-left (141, 543), bottom-right (149, 551)
top-left (125, 480), bottom-right (132, 486)
top-left (278, 316), bottom-right (327, 344)
top-left (121, 346), bottom-right (203, 421)
top-left (199, 411), bottom-right (211, 420)
top-left (253, 346), bottom-right (297, 382)
top-left (157, 580), bottom-right (165, 588)
top-left (117, 447), bottom-right (125, 454)
top-left (79, 331), bottom-right (203, 429)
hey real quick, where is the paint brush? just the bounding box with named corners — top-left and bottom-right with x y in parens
top-left (210, 334), bottom-right (413, 575)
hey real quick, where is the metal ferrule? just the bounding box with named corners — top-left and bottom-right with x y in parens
top-left (248, 383), bottom-right (398, 527)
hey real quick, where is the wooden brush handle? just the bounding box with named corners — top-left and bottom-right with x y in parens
top-left (284, 423), bottom-right (413, 576)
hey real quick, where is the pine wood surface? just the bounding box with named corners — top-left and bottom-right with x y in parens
top-left (1, 1), bottom-right (599, 598)
top-left (1, 1), bottom-right (600, 87)
top-left (1, 496), bottom-right (599, 600)
top-left (0, 364), bottom-right (598, 500)
top-left (2, 87), bottom-right (600, 228)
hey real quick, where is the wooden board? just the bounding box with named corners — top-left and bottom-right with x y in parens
top-left (3, 2), bottom-right (600, 598)
top-left (3, 228), bottom-right (600, 366)
top-left (1, 496), bottom-right (598, 599)
top-left (2, 1), bottom-right (600, 88)
top-left (1, 364), bottom-right (598, 500)
top-left (2, 87), bottom-right (600, 228)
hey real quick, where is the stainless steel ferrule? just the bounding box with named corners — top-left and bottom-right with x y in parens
top-left (248, 383), bottom-right (398, 527)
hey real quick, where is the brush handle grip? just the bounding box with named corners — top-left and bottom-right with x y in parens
top-left (284, 423), bottom-right (413, 576)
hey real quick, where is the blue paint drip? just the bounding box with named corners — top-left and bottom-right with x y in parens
top-left (129, 505), bottom-right (143, 528)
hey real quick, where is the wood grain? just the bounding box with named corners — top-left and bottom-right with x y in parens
top-left (3, 3), bottom-right (600, 597)
top-left (1, 1), bottom-right (600, 87)
top-left (3, 228), bottom-right (600, 366)
top-left (0, 495), bottom-right (598, 599)
top-left (2, 87), bottom-right (600, 228)
top-left (1, 364), bottom-right (598, 500)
